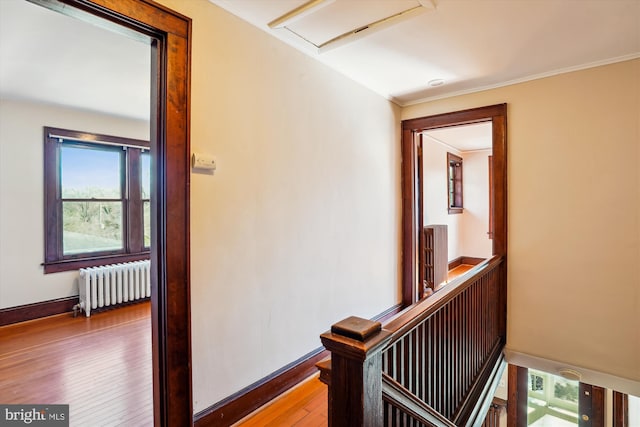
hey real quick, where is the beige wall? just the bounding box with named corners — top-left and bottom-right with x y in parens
top-left (157, 0), bottom-right (401, 412)
top-left (405, 59), bottom-right (640, 392)
top-left (0, 99), bottom-right (149, 309)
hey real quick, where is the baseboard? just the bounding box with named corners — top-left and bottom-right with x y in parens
top-left (193, 347), bottom-right (328, 427)
top-left (449, 257), bottom-right (463, 269)
top-left (449, 256), bottom-right (486, 270)
top-left (193, 302), bottom-right (404, 427)
top-left (0, 296), bottom-right (78, 326)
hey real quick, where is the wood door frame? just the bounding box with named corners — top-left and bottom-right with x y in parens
top-left (613, 391), bottom-right (629, 427)
top-left (28, 1), bottom-right (192, 425)
top-left (509, 365), bottom-right (606, 427)
top-left (401, 104), bottom-right (507, 305)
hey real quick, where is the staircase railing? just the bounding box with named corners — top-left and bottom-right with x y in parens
top-left (319, 255), bottom-right (506, 427)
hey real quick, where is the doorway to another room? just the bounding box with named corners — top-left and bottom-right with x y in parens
top-left (401, 104), bottom-right (507, 305)
top-left (420, 121), bottom-right (493, 294)
top-left (0, 0), bottom-right (191, 425)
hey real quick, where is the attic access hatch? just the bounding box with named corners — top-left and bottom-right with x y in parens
top-left (268, 0), bottom-right (436, 52)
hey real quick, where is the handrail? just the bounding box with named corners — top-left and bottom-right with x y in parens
top-left (319, 254), bottom-right (506, 427)
top-left (383, 255), bottom-right (502, 340)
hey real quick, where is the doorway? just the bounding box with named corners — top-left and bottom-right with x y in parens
top-left (400, 104), bottom-right (507, 305)
top-left (24, 0), bottom-right (191, 425)
top-left (420, 122), bottom-right (493, 292)
top-left (508, 365), bottom-right (606, 427)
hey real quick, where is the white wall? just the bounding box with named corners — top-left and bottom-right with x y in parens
top-left (157, 0), bottom-right (401, 412)
top-left (0, 99), bottom-right (149, 308)
top-left (461, 150), bottom-right (492, 259)
top-left (404, 59), bottom-right (640, 393)
top-left (422, 137), bottom-right (463, 260)
top-left (422, 138), bottom-right (492, 262)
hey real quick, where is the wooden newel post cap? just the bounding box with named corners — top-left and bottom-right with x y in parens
top-left (331, 316), bottom-right (381, 342)
top-left (321, 316), bottom-right (391, 362)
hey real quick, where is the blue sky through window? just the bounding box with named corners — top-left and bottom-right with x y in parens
top-left (141, 152), bottom-right (151, 198)
top-left (61, 144), bottom-right (121, 198)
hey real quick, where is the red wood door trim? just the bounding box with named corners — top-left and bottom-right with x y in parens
top-left (28, 1), bottom-right (192, 425)
top-left (401, 104), bottom-right (507, 306)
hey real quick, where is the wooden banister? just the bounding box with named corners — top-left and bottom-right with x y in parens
top-left (320, 317), bottom-right (392, 427)
top-left (382, 373), bottom-right (456, 427)
top-left (384, 256), bottom-right (501, 339)
top-left (319, 255), bottom-right (507, 427)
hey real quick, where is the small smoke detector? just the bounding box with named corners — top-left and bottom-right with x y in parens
top-left (428, 78), bottom-right (445, 87)
top-left (558, 368), bottom-right (582, 381)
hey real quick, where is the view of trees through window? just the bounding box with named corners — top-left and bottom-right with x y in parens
top-left (43, 127), bottom-right (151, 273)
top-left (142, 152), bottom-right (151, 247)
top-left (528, 369), bottom-right (579, 426)
top-left (61, 144), bottom-right (124, 254)
top-left (59, 141), bottom-right (151, 255)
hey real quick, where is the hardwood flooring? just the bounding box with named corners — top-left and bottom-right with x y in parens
top-left (0, 302), bottom-right (152, 426)
top-left (234, 375), bottom-right (327, 427)
top-left (0, 301), bottom-right (327, 427)
top-left (447, 263), bottom-right (475, 281)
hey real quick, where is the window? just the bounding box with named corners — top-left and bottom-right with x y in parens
top-left (44, 127), bottom-right (150, 273)
top-left (527, 369), bottom-right (579, 425)
top-left (447, 152), bottom-right (463, 214)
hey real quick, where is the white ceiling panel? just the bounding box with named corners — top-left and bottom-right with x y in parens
top-left (0, 0), bottom-right (150, 120)
top-left (211, 0), bottom-right (640, 105)
top-left (1, 0), bottom-right (638, 118)
top-left (285, 0), bottom-right (422, 46)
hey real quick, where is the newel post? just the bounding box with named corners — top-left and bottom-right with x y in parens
top-left (320, 316), bottom-right (392, 427)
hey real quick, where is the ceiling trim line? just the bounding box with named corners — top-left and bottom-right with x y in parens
top-left (402, 53), bottom-right (640, 107)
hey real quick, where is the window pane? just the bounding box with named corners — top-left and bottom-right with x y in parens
top-left (143, 200), bottom-right (151, 248)
top-left (62, 201), bottom-right (123, 254)
top-left (141, 152), bottom-right (151, 199)
top-left (630, 395), bottom-right (640, 426)
top-left (61, 144), bottom-right (122, 198)
top-left (527, 369), bottom-right (578, 426)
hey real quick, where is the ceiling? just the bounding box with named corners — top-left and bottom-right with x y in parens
top-left (211, 0), bottom-right (640, 105)
top-left (0, 0), bottom-right (638, 122)
top-left (424, 122), bottom-right (492, 152)
top-left (0, 0), bottom-right (150, 121)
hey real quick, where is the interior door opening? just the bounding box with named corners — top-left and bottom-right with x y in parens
top-left (21, 1), bottom-right (192, 425)
top-left (419, 121), bottom-right (494, 295)
top-left (401, 104), bottom-right (507, 305)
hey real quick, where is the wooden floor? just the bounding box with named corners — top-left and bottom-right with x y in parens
top-left (235, 375), bottom-right (327, 427)
top-left (0, 301), bottom-right (327, 427)
top-left (0, 302), bottom-right (152, 426)
top-left (0, 267), bottom-right (488, 427)
top-left (447, 263), bottom-right (475, 281)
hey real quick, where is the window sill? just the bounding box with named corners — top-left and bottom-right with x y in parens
top-left (448, 207), bottom-right (463, 214)
top-left (43, 252), bottom-right (150, 274)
